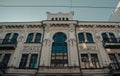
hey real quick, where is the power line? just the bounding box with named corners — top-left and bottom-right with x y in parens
top-left (0, 5), bottom-right (117, 9)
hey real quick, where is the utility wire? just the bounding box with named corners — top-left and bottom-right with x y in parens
top-left (0, 5), bottom-right (117, 9)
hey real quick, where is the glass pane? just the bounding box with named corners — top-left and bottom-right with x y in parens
top-left (78, 33), bottom-right (85, 43)
top-left (52, 42), bottom-right (67, 53)
top-left (29, 54), bottom-right (38, 69)
top-left (91, 54), bottom-right (100, 68)
top-left (86, 33), bottom-right (94, 43)
top-left (109, 33), bottom-right (117, 43)
top-left (26, 33), bottom-right (34, 43)
top-left (102, 33), bottom-right (109, 42)
top-left (35, 33), bottom-right (41, 43)
top-left (2, 33), bottom-right (11, 44)
top-left (81, 54), bottom-right (88, 62)
top-left (2, 54), bottom-right (11, 66)
top-left (109, 54), bottom-right (117, 63)
top-left (19, 54), bottom-right (28, 69)
top-left (51, 32), bottom-right (68, 67)
top-left (81, 54), bottom-right (89, 68)
top-left (53, 32), bottom-right (67, 42)
top-left (11, 33), bottom-right (18, 44)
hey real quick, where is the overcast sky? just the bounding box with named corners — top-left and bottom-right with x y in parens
top-left (0, 0), bottom-right (119, 22)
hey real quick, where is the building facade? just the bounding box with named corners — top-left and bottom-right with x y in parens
top-left (0, 12), bottom-right (120, 76)
top-left (109, 1), bottom-right (120, 21)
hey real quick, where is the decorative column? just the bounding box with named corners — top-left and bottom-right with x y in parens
top-left (68, 24), bottom-right (79, 66)
top-left (40, 24), bottom-right (51, 67)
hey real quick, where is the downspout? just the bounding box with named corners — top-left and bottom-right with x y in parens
top-left (75, 21), bottom-right (83, 76)
top-left (35, 22), bottom-right (45, 76)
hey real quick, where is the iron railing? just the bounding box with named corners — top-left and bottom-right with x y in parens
top-left (102, 38), bottom-right (120, 48)
top-left (102, 38), bottom-right (120, 43)
top-left (109, 63), bottom-right (120, 72)
top-left (0, 39), bottom-right (17, 50)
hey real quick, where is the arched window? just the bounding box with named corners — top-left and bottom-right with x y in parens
top-left (78, 32), bottom-right (94, 43)
top-left (35, 33), bottom-right (41, 43)
top-left (102, 32), bottom-right (117, 43)
top-left (51, 18), bottom-right (54, 21)
top-left (59, 18), bottom-right (61, 21)
top-left (11, 33), bottom-right (19, 43)
top-left (86, 33), bottom-right (94, 43)
top-left (53, 32), bottom-right (67, 42)
top-left (26, 33), bottom-right (34, 43)
top-left (55, 18), bottom-right (58, 21)
top-left (66, 18), bottom-right (69, 21)
top-left (109, 33), bottom-right (117, 42)
top-left (78, 33), bottom-right (85, 43)
top-left (51, 32), bottom-right (68, 67)
top-left (2, 33), bottom-right (11, 44)
top-left (62, 18), bottom-right (64, 21)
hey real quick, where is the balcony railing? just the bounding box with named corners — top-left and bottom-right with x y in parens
top-left (108, 63), bottom-right (120, 76)
top-left (0, 39), bottom-right (17, 50)
top-left (102, 38), bottom-right (120, 48)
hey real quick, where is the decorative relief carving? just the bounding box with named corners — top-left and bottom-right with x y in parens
top-left (69, 39), bottom-right (76, 46)
top-left (79, 46), bottom-right (97, 51)
top-left (23, 46), bottom-right (40, 51)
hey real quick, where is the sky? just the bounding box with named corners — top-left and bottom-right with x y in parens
top-left (0, 0), bottom-right (119, 22)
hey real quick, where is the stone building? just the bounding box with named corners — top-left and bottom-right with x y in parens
top-left (0, 12), bottom-right (120, 76)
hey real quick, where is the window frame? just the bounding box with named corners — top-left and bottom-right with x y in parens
top-left (78, 32), bottom-right (94, 43)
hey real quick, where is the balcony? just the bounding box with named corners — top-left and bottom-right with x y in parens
top-left (102, 38), bottom-right (120, 48)
top-left (0, 39), bottom-right (17, 50)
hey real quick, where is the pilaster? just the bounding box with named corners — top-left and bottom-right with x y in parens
top-left (68, 24), bottom-right (79, 66)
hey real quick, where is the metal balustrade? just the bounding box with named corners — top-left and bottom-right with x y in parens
top-left (0, 39), bottom-right (17, 50)
top-left (109, 63), bottom-right (120, 72)
top-left (102, 38), bottom-right (120, 48)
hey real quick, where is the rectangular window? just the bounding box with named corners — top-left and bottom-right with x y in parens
top-left (81, 54), bottom-right (89, 68)
top-left (29, 54), bottom-right (38, 69)
top-left (81, 54), bottom-right (100, 69)
top-left (91, 54), bottom-right (100, 68)
top-left (19, 54), bottom-right (28, 69)
top-left (2, 54), bottom-right (11, 66)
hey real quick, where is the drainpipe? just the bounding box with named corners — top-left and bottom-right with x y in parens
top-left (75, 21), bottom-right (83, 76)
top-left (35, 22), bottom-right (45, 76)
